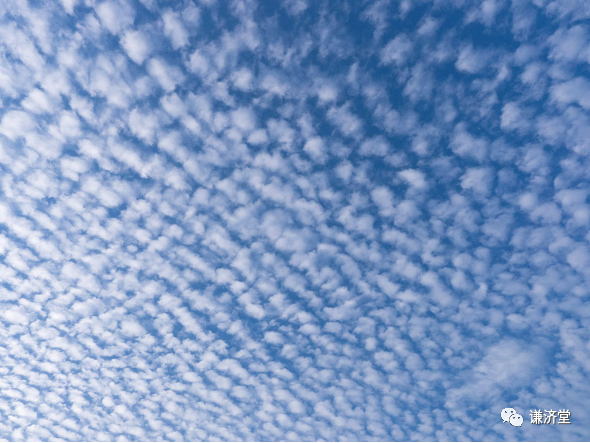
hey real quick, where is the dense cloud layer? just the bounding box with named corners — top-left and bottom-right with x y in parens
top-left (0, 0), bottom-right (589, 440)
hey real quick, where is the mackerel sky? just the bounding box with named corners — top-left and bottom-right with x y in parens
top-left (0, 0), bottom-right (589, 441)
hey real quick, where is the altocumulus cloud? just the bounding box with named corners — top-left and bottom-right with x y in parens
top-left (0, 0), bottom-right (589, 441)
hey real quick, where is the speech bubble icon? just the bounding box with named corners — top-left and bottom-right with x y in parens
top-left (501, 408), bottom-right (517, 423)
top-left (510, 413), bottom-right (523, 427)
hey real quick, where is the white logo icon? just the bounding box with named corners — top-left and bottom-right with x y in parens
top-left (501, 408), bottom-right (517, 423)
top-left (510, 414), bottom-right (523, 427)
top-left (502, 408), bottom-right (523, 427)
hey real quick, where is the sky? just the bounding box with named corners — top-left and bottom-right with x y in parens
top-left (0, 0), bottom-right (589, 441)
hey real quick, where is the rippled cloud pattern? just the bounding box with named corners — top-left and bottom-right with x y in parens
top-left (0, 0), bottom-right (589, 440)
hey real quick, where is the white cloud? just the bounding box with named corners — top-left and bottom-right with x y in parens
top-left (59, 0), bottom-right (78, 14)
top-left (501, 102), bottom-right (530, 131)
top-left (550, 77), bottom-right (590, 109)
top-left (162, 11), bottom-right (189, 50)
top-left (59, 111), bottom-right (81, 139)
top-left (95, 1), bottom-right (135, 35)
top-left (0, 110), bottom-right (35, 140)
top-left (450, 123), bottom-right (488, 162)
top-left (566, 246), bottom-right (590, 272)
top-left (121, 30), bottom-right (152, 65)
top-left (120, 320), bottom-right (146, 337)
top-left (248, 129), bottom-right (268, 145)
top-left (263, 331), bottom-right (283, 344)
top-left (380, 34), bottom-right (413, 66)
top-left (460, 167), bottom-right (493, 195)
top-left (398, 169), bottom-right (427, 189)
top-left (548, 25), bottom-right (589, 63)
top-left (1, 307), bottom-right (29, 325)
top-left (283, 0), bottom-right (308, 15)
top-left (359, 135), bottom-right (389, 156)
top-left (128, 108), bottom-right (159, 144)
top-left (231, 68), bottom-right (254, 91)
top-left (446, 340), bottom-right (546, 408)
top-left (326, 104), bottom-right (363, 139)
top-left (231, 107), bottom-right (257, 133)
top-left (303, 136), bottom-right (326, 162)
top-left (147, 58), bottom-right (185, 92)
top-left (21, 88), bottom-right (54, 114)
top-left (455, 45), bottom-right (489, 74)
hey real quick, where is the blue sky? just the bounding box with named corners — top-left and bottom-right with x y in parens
top-left (0, 0), bottom-right (589, 441)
